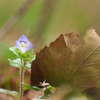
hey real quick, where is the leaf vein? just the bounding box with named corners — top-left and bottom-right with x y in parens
top-left (72, 74), bottom-right (100, 79)
top-left (81, 62), bottom-right (100, 67)
top-left (67, 44), bottom-right (100, 82)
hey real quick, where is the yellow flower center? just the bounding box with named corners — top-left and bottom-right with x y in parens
top-left (21, 42), bottom-right (25, 47)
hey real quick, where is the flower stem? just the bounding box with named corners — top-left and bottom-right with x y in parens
top-left (19, 55), bottom-right (24, 100)
top-left (19, 67), bottom-right (24, 100)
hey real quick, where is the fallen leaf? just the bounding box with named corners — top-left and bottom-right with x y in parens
top-left (31, 28), bottom-right (100, 91)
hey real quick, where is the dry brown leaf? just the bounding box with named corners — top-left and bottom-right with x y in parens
top-left (31, 28), bottom-right (100, 91)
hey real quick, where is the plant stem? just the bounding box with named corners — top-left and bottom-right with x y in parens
top-left (19, 56), bottom-right (24, 100)
top-left (19, 67), bottom-right (24, 100)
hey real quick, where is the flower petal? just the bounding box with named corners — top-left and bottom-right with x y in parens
top-left (15, 35), bottom-right (33, 53)
top-left (25, 41), bottom-right (33, 51)
top-left (15, 41), bottom-right (21, 49)
top-left (18, 35), bottom-right (28, 43)
top-left (20, 47), bottom-right (28, 53)
top-left (19, 41), bottom-right (33, 53)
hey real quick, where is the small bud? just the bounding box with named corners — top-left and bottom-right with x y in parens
top-left (22, 54), bottom-right (27, 58)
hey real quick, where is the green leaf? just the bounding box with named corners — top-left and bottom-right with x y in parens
top-left (47, 85), bottom-right (54, 91)
top-left (22, 61), bottom-right (32, 69)
top-left (27, 49), bottom-right (34, 56)
top-left (24, 55), bottom-right (35, 63)
top-left (23, 54), bottom-right (36, 69)
top-left (22, 64), bottom-right (31, 69)
top-left (24, 49), bottom-right (34, 58)
top-left (21, 82), bottom-right (42, 91)
top-left (8, 58), bottom-right (21, 68)
top-left (24, 62), bottom-right (31, 69)
top-left (9, 46), bottom-right (20, 57)
top-left (31, 54), bottom-right (36, 61)
top-left (0, 88), bottom-right (18, 98)
top-left (44, 89), bottom-right (52, 96)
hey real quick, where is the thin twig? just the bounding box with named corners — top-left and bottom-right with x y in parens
top-left (32, 0), bottom-right (58, 39)
top-left (0, 0), bottom-right (35, 42)
top-left (30, 0), bottom-right (58, 52)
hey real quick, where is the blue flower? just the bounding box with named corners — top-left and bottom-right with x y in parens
top-left (15, 35), bottom-right (33, 53)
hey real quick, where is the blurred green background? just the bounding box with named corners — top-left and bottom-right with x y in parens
top-left (0, 0), bottom-right (100, 91)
